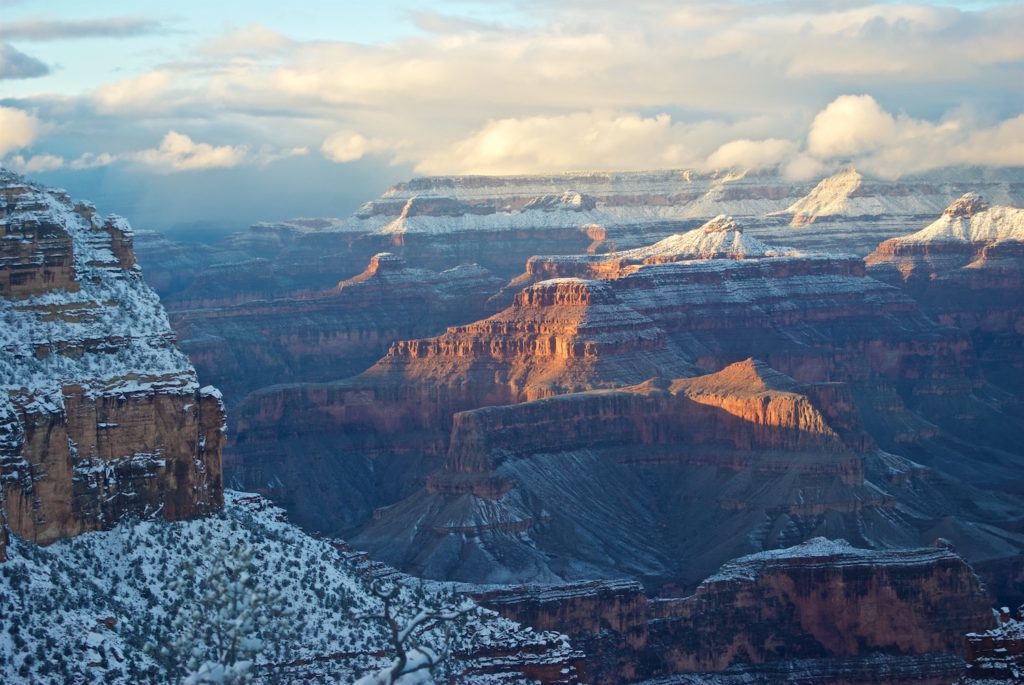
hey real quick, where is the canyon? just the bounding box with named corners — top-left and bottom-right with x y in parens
top-left (5, 165), bottom-right (1024, 683)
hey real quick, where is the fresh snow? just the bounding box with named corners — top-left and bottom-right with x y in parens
top-left (0, 491), bottom-right (573, 684)
top-left (893, 194), bottom-right (1024, 244)
top-left (0, 171), bottom-right (198, 422)
top-left (610, 215), bottom-right (790, 260)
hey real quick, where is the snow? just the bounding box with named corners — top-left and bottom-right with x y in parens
top-left (777, 167), bottom-right (962, 225)
top-left (0, 491), bottom-right (574, 684)
top-left (0, 171), bottom-right (199, 431)
top-left (892, 195), bottom-right (1024, 244)
top-left (703, 537), bottom-right (956, 583)
top-left (609, 215), bottom-right (790, 260)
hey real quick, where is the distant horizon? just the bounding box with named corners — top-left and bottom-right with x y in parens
top-left (2, 1), bottom-right (1022, 233)
top-left (6, 158), bottom-right (1024, 238)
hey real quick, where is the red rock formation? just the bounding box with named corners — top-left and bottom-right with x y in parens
top-left (473, 540), bottom-right (994, 684)
top-left (367, 277), bottom-right (691, 410)
top-left (0, 170), bottom-right (224, 556)
top-left (353, 357), bottom-right (1024, 586)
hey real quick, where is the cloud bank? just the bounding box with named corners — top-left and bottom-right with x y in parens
top-left (1, 1), bottom-right (1022, 195)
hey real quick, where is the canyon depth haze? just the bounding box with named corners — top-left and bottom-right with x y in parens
top-left (3, 2), bottom-right (1024, 684)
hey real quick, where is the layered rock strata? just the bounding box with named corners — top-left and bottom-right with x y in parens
top-left (963, 606), bottom-right (1024, 683)
top-left (473, 539), bottom-right (994, 684)
top-left (233, 215), bottom-right (1024, 558)
top-left (136, 167), bottom-right (1024, 310)
top-left (867, 194), bottom-right (1024, 394)
top-left (356, 360), bottom-right (1024, 584)
top-left (0, 170), bottom-right (224, 558)
top-left (172, 252), bottom-right (503, 406)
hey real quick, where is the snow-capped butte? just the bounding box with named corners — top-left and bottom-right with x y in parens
top-left (892, 193), bottom-right (1024, 244)
top-left (613, 214), bottom-right (787, 261)
top-left (783, 168), bottom-right (865, 227)
top-left (779, 167), bottom-right (957, 228)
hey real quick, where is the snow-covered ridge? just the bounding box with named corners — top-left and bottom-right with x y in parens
top-left (0, 169), bottom-right (197, 413)
top-left (891, 193), bottom-right (1024, 244)
top-left (0, 491), bottom-right (575, 683)
top-left (774, 167), bottom-right (1012, 227)
top-left (704, 537), bottom-right (957, 584)
top-left (612, 215), bottom-right (789, 261)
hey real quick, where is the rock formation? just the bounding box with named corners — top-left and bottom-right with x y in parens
top-left (354, 360), bottom-right (1024, 585)
top-left (0, 170), bottom-right (224, 558)
top-left (474, 539), bottom-right (994, 684)
top-left (172, 252), bottom-right (503, 406)
top-left (867, 194), bottom-right (1024, 393)
top-left (963, 606), bottom-right (1024, 683)
top-left (231, 213), bottom-right (1024, 575)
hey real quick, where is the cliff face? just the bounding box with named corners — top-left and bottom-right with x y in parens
top-left (0, 170), bottom-right (224, 557)
top-left (172, 252), bottom-right (503, 407)
top-left (354, 359), bottom-right (1024, 585)
top-left (472, 540), bottom-right (993, 684)
top-left (963, 606), bottom-right (1024, 683)
top-left (867, 194), bottom-right (1024, 394)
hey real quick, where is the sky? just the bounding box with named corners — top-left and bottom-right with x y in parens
top-left (1, 0), bottom-right (1023, 234)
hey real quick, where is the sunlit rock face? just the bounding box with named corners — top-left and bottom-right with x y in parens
top-left (0, 170), bottom-right (224, 557)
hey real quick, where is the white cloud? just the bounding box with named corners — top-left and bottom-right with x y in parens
top-left (807, 95), bottom-right (898, 159)
top-left (803, 94), bottom-right (1024, 178)
top-left (6, 4), bottom-right (1024, 183)
top-left (416, 111), bottom-right (727, 174)
top-left (94, 71), bottom-right (178, 113)
top-left (706, 138), bottom-right (798, 171)
top-left (133, 131), bottom-right (248, 172)
top-left (200, 23), bottom-right (291, 56)
top-left (69, 151), bottom-right (117, 169)
top-left (5, 153), bottom-right (63, 173)
top-left (321, 131), bottom-right (394, 163)
top-left (0, 106), bottom-right (39, 156)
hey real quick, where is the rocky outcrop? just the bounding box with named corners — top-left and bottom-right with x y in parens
top-left (364, 276), bottom-right (693, 410)
top-left (355, 359), bottom-right (1024, 585)
top-left (171, 252), bottom-right (503, 406)
top-left (866, 194), bottom-right (1024, 393)
top-left (963, 606), bottom-right (1024, 683)
top-left (0, 170), bottom-right (224, 557)
top-left (473, 540), bottom-right (994, 684)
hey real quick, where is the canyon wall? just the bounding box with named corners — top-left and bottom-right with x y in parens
top-left (0, 170), bottom-right (224, 557)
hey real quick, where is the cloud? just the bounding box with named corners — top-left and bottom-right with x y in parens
top-left (6, 153), bottom-right (63, 173)
top-left (415, 110), bottom-right (796, 175)
top-left (0, 17), bottom-right (164, 41)
top-left (0, 106), bottom-right (39, 156)
top-left (706, 138), bottom-right (799, 171)
top-left (93, 71), bottom-right (178, 113)
top-left (254, 145), bottom-right (309, 165)
top-left (807, 95), bottom-right (898, 158)
top-left (0, 42), bottom-right (49, 79)
top-left (199, 23), bottom-right (291, 56)
top-left (321, 131), bottom-right (396, 163)
top-left (133, 131), bottom-right (248, 172)
top-left (3, 3), bottom-right (1024, 190)
top-left (69, 151), bottom-right (116, 170)
top-left (802, 94), bottom-right (1024, 177)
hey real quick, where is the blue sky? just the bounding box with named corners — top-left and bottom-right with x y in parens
top-left (1, 1), bottom-right (1022, 233)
